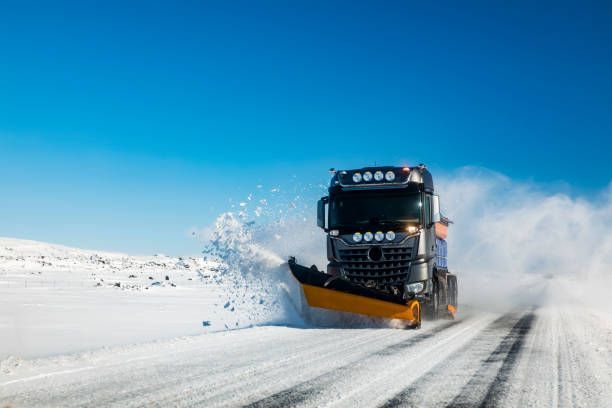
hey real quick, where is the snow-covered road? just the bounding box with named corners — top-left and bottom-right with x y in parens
top-left (1, 238), bottom-right (610, 407)
top-left (2, 304), bottom-right (610, 407)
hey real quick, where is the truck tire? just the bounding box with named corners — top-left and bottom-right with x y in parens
top-left (424, 280), bottom-right (439, 320)
top-left (444, 275), bottom-right (458, 320)
top-left (448, 275), bottom-right (458, 308)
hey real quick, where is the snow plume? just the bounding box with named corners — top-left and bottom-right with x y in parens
top-left (201, 213), bottom-right (301, 330)
top-left (196, 181), bottom-right (328, 268)
top-left (438, 168), bottom-right (612, 310)
top-left (200, 181), bottom-right (328, 330)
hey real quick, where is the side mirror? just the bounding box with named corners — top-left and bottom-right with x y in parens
top-left (432, 195), bottom-right (441, 223)
top-left (317, 197), bottom-right (329, 230)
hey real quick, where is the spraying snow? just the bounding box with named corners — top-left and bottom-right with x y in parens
top-left (200, 212), bottom-right (304, 330)
top-left (199, 211), bottom-right (392, 330)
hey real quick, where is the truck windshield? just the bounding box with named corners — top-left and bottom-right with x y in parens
top-left (329, 192), bottom-right (422, 227)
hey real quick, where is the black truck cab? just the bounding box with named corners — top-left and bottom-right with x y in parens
top-left (317, 165), bottom-right (456, 318)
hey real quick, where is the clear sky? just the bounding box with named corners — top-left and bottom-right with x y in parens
top-left (1, 1), bottom-right (611, 254)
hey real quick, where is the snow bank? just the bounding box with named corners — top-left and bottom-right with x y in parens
top-left (0, 236), bottom-right (213, 290)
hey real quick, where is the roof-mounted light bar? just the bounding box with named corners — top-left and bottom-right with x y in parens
top-left (341, 167), bottom-right (410, 187)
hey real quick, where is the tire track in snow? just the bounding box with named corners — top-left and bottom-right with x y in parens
top-left (161, 326), bottom-right (404, 407)
top-left (379, 312), bottom-right (524, 407)
top-left (90, 320), bottom-right (428, 408)
top-left (447, 311), bottom-right (535, 408)
top-left (33, 327), bottom-right (400, 407)
top-left (554, 306), bottom-right (584, 407)
top-left (244, 319), bottom-right (463, 408)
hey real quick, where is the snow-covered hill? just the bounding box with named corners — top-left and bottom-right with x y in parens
top-left (0, 237), bottom-right (217, 290)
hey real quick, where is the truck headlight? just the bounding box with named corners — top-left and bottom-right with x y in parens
top-left (374, 171), bottom-right (384, 181)
top-left (374, 231), bottom-right (384, 242)
top-left (352, 172), bottom-right (362, 183)
top-left (406, 225), bottom-right (419, 234)
top-left (385, 231), bottom-right (395, 241)
top-left (364, 231), bottom-right (373, 242)
top-left (406, 282), bottom-right (424, 293)
top-left (385, 171), bottom-right (395, 181)
top-left (352, 232), bottom-right (363, 242)
top-left (363, 171), bottom-right (373, 182)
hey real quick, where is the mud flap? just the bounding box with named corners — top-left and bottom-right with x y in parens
top-left (288, 257), bottom-right (421, 327)
top-left (447, 273), bottom-right (458, 319)
top-left (447, 304), bottom-right (457, 319)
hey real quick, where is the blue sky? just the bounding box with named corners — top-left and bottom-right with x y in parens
top-left (1, 1), bottom-right (611, 254)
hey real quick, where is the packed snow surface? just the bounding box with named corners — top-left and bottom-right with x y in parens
top-left (1, 303), bottom-right (610, 407)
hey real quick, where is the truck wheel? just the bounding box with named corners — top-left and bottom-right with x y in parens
top-left (448, 275), bottom-right (458, 307)
top-left (424, 281), bottom-right (439, 320)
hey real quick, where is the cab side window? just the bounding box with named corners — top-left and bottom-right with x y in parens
top-left (424, 195), bottom-right (432, 226)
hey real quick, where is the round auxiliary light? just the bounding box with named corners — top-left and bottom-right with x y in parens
top-left (374, 171), bottom-right (384, 181)
top-left (374, 231), bottom-right (385, 242)
top-left (363, 231), bottom-right (374, 242)
top-left (363, 171), bottom-right (373, 182)
top-left (352, 232), bottom-right (363, 243)
top-left (352, 172), bottom-right (362, 183)
top-left (385, 171), bottom-right (396, 181)
top-left (385, 231), bottom-right (396, 241)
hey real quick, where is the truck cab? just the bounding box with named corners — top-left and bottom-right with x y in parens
top-left (316, 165), bottom-right (456, 319)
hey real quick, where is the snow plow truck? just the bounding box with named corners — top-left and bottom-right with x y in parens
top-left (289, 165), bottom-right (457, 328)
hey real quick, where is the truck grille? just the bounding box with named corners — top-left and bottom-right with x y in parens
top-left (338, 246), bottom-right (412, 294)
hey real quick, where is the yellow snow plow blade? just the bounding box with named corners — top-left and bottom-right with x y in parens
top-left (302, 283), bottom-right (421, 322)
top-left (289, 257), bottom-right (421, 327)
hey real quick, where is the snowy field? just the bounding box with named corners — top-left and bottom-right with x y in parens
top-left (0, 238), bottom-right (228, 358)
top-left (0, 236), bottom-right (611, 407)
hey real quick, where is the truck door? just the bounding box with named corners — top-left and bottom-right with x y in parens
top-left (423, 194), bottom-right (436, 265)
